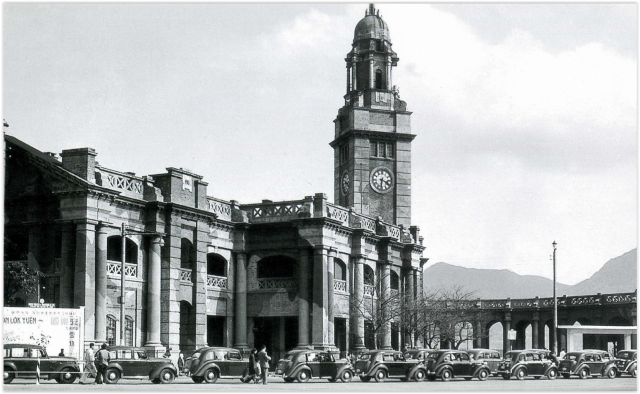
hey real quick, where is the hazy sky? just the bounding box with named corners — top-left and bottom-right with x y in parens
top-left (4, 3), bottom-right (637, 286)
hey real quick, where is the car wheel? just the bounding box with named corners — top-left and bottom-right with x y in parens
top-left (360, 376), bottom-right (371, 382)
top-left (547, 368), bottom-right (558, 380)
top-left (562, 373), bottom-right (571, 379)
top-left (4, 370), bottom-right (15, 384)
top-left (297, 369), bottom-right (310, 383)
top-left (340, 369), bottom-right (353, 383)
top-left (413, 369), bottom-right (426, 382)
top-left (441, 369), bottom-right (452, 382)
top-left (516, 368), bottom-right (527, 380)
top-left (478, 369), bottom-right (489, 381)
top-left (58, 367), bottom-right (77, 384)
top-left (192, 376), bottom-right (204, 383)
top-left (160, 368), bottom-right (175, 383)
top-left (606, 368), bottom-right (616, 379)
top-left (632, 367), bottom-right (637, 378)
top-left (105, 368), bottom-right (121, 384)
top-left (203, 368), bottom-right (219, 383)
top-left (374, 369), bottom-right (387, 383)
top-left (579, 369), bottom-right (589, 379)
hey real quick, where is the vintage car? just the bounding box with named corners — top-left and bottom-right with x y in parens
top-left (104, 346), bottom-right (177, 384)
top-left (187, 347), bottom-right (246, 383)
top-left (614, 350), bottom-right (637, 378)
top-left (403, 348), bottom-right (435, 363)
top-left (354, 350), bottom-right (427, 382)
top-left (466, 349), bottom-right (503, 375)
top-left (558, 350), bottom-right (617, 379)
top-left (274, 350), bottom-right (354, 383)
top-left (498, 350), bottom-right (559, 380)
top-left (425, 350), bottom-right (491, 381)
top-left (3, 343), bottom-right (80, 384)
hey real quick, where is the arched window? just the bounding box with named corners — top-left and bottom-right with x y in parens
top-left (181, 238), bottom-right (195, 270)
top-left (107, 236), bottom-right (137, 263)
top-left (257, 255), bottom-right (296, 278)
top-left (364, 265), bottom-right (375, 286)
top-left (125, 317), bottom-right (134, 346)
top-left (390, 270), bottom-right (399, 291)
top-left (106, 315), bottom-right (117, 346)
top-left (375, 69), bottom-right (383, 89)
top-left (207, 254), bottom-right (227, 277)
top-left (334, 259), bottom-right (347, 281)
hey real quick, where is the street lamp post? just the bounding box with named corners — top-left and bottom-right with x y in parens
top-left (552, 240), bottom-right (558, 356)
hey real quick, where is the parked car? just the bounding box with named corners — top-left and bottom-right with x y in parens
top-left (558, 350), bottom-right (617, 379)
top-left (425, 350), bottom-right (491, 381)
top-left (614, 350), bottom-right (637, 378)
top-left (403, 348), bottom-right (435, 363)
top-left (187, 347), bottom-right (246, 383)
top-left (354, 350), bottom-right (427, 382)
top-left (467, 349), bottom-right (502, 376)
top-left (104, 346), bottom-right (177, 384)
top-left (3, 344), bottom-right (80, 384)
top-left (274, 350), bottom-right (354, 383)
top-left (498, 350), bottom-right (558, 380)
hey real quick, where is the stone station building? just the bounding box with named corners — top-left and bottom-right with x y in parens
top-left (4, 5), bottom-right (426, 360)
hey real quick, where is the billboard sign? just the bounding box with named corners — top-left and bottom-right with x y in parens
top-left (3, 307), bottom-right (85, 360)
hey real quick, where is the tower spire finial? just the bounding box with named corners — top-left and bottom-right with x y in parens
top-left (369, 4), bottom-right (375, 16)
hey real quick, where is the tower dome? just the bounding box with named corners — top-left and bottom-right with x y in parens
top-left (353, 4), bottom-right (390, 43)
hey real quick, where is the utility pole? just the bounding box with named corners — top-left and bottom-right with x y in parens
top-left (120, 223), bottom-right (126, 345)
top-left (552, 241), bottom-right (558, 355)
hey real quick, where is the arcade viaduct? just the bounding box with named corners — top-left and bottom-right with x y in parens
top-left (469, 291), bottom-right (637, 354)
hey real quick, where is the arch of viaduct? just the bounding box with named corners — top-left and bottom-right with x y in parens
top-left (468, 291), bottom-right (637, 355)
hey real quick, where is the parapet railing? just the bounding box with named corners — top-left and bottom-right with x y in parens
top-left (95, 166), bottom-right (144, 199)
top-left (477, 291), bottom-right (637, 310)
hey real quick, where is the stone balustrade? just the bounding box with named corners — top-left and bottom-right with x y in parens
top-left (206, 198), bottom-right (232, 221)
top-left (334, 279), bottom-right (347, 293)
top-left (477, 291), bottom-right (637, 310)
top-left (207, 274), bottom-right (228, 289)
top-left (257, 277), bottom-right (298, 290)
top-left (95, 166), bottom-right (144, 198)
top-left (106, 261), bottom-right (138, 278)
top-left (179, 268), bottom-right (192, 283)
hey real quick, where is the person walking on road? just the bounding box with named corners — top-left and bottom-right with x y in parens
top-left (80, 343), bottom-right (96, 384)
top-left (94, 344), bottom-right (110, 385)
top-left (257, 345), bottom-right (271, 385)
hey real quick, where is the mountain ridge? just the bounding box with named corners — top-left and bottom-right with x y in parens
top-left (424, 249), bottom-right (636, 299)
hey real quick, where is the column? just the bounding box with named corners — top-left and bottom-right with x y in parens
top-left (145, 235), bottom-right (163, 346)
top-left (351, 62), bottom-right (357, 91)
top-left (311, 247), bottom-right (330, 348)
top-left (369, 58), bottom-right (374, 89)
top-left (502, 313), bottom-right (511, 355)
top-left (631, 309), bottom-right (637, 349)
top-left (94, 223), bottom-right (107, 342)
top-left (532, 312), bottom-right (539, 349)
top-left (234, 252), bottom-right (248, 349)
top-left (74, 220), bottom-right (97, 342)
top-left (352, 255), bottom-right (365, 349)
top-left (346, 66), bottom-right (351, 92)
top-left (386, 55), bottom-right (392, 89)
top-left (327, 248), bottom-right (336, 347)
top-left (475, 321), bottom-right (482, 349)
top-left (380, 262), bottom-right (391, 349)
top-left (59, 224), bottom-right (75, 308)
top-left (297, 249), bottom-right (310, 348)
top-left (405, 269), bottom-right (415, 347)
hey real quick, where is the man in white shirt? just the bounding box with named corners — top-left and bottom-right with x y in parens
top-left (79, 343), bottom-right (96, 384)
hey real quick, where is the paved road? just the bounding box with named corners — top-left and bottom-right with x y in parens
top-left (4, 375), bottom-right (636, 391)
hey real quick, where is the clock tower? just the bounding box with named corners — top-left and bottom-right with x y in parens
top-left (330, 4), bottom-right (415, 228)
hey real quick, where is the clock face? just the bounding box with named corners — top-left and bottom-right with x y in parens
top-left (341, 172), bottom-right (350, 195)
top-left (370, 167), bottom-right (394, 194)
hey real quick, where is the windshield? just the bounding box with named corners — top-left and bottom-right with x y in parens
top-left (359, 353), bottom-right (372, 360)
top-left (617, 351), bottom-right (632, 360)
top-left (191, 352), bottom-right (201, 360)
top-left (406, 352), bottom-right (423, 360)
top-left (284, 353), bottom-right (295, 361)
top-left (563, 353), bottom-right (578, 361)
top-left (427, 353), bottom-right (439, 360)
top-left (504, 352), bottom-right (519, 362)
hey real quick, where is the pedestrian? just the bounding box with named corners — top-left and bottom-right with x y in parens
top-left (248, 348), bottom-right (260, 383)
top-left (257, 345), bottom-right (271, 385)
top-left (80, 343), bottom-right (97, 384)
top-left (94, 343), bottom-right (110, 385)
top-left (163, 347), bottom-right (172, 358)
top-left (58, 349), bottom-right (65, 357)
top-left (177, 352), bottom-right (185, 376)
top-left (559, 348), bottom-right (566, 359)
